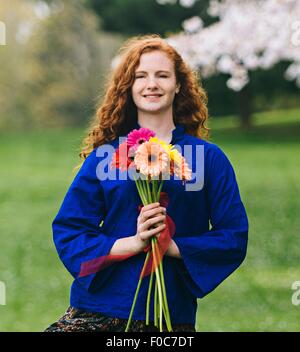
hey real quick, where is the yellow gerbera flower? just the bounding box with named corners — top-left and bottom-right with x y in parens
top-left (149, 137), bottom-right (181, 162)
top-left (149, 137), bottom-right (172, 154)
top-left (148, 136), bottom-right (191, 180)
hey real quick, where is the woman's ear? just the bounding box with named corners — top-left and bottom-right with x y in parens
top-left (175, 84), bottom-right (181, 94)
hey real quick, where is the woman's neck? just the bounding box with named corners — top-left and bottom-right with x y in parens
top-left (137, 114), bottom-right (175, 144)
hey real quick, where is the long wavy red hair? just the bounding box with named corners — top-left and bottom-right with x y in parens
top-left (75, 34), bottom-right (210, 171)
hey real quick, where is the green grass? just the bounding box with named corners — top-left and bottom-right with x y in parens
top-left (0, 108), bottom-right (300, 331)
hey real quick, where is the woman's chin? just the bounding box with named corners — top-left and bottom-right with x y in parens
top-left (137, 104), bottom-right (170, 114)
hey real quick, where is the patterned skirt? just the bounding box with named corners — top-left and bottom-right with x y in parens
top-left (44, 306), bottom-right (196, 332)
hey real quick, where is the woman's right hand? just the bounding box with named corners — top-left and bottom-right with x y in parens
top-left (133, 202), bottom-right (167, 252)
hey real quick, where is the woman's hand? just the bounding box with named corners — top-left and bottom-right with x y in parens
top-left (133, 202), bottom-right (167, 252)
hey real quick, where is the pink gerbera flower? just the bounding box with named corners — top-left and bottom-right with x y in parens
top-left (127, 128), bottom-right (155, 151)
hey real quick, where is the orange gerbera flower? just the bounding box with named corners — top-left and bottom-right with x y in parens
top-left (171, 149), bottom-right (192, 181)
top-left (134, 141), bottom-right (170, 178)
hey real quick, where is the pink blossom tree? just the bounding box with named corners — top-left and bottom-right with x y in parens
top-left (159, 0), bottom-right (300, 127)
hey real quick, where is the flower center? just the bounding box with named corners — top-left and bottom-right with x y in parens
top-left (148, 154), bottom-right (156, 163)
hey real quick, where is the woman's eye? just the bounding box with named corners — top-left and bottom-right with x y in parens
top-left (135, 75), bottom-right (168, 79)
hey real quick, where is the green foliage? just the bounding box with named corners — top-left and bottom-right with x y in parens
top-left (1, 1), bottom-right (299, 130)
top-left (0, 1), bottom-right (37, 130)
top-left (85, 0), bottom-right (300, 119)
top-left (0, 108), bottom-right (299, 331)
top-left (203, 63), bottom-right (300, 118)
top-left (25, 1), bottom-right (122, 128)
top-left (0, 0), bottom-right (124, 130)
top-left (86, 0), bottom-right (211, 36)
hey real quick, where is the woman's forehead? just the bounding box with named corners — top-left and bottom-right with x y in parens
top-left (136, 51), bottom-right (174, 72)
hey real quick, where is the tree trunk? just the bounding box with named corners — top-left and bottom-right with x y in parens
top-left (238, 84), bottom-right (252, 129)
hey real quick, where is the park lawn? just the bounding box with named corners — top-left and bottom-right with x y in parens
top-left (0, 108), bottom-right (299, 331)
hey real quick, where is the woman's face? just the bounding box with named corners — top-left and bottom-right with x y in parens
top-left (131, 50), bottom-right (180, 115)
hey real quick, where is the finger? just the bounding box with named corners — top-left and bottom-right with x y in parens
top-left (142, 207), bottom-right (166, 221)
top-left (139, 204), bottom-right (160, 223)
top-left (141, 203), bottom-right (160, 213)
top-left (145, 214), bottom-right (166, 228)
top-left (141, 215), bottom-right (166, 232)
top-left (138, 231), bottom-right (151, 242)
top-left (139, 216), bottom-right (160, 233)
top-left (139, 205), bottom-right (162, 223)
top-left (146, 223), bottom-right (166, 237)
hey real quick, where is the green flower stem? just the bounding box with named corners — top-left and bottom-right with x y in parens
top-left (153, 243), bottom-right (169, 329)
top-left (152, 250), bottom-right (162, 329)
top-left (139, 179), bottom-right (149, 205)
top-left (152, 179), bottom-right (157, 201)
top-left (146, 256), bottom-right (154, 325)
top-left (146, 180), bottom-right (153, 203)
top-left (151, 180), bottom-right (155, 201)
top-left (154, 179), bottom-right (167, 330)
top-left (154, 276), bottom-right (158, 327)
top-left (153, 238), bottom-right (173, 332)
top-left (155, 180), bottom-right (171, 329)
top-left (156, 180), bottom-right (164, 201)
top-left (151, 238), bottom-right (163, 332)
top-left (125, 250), bottom-right (151, 332)
top-left (140, 179), bottom-right (149, 203)
top-left (129, 177), bottom-right (170, 332)
top-left (134, 177), bottom-right (147, 206)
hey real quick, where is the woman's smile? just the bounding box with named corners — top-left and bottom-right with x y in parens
top-left (143, 94), bottom-right (163, 102)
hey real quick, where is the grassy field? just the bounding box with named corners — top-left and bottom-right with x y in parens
top-left (0, 108), bottom-right (300, 331)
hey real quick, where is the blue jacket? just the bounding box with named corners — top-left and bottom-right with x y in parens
top-left (52, 123), bottom-right (248, 325)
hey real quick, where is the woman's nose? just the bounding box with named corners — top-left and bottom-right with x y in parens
top-left (145, 77), bottom-right (158, 89)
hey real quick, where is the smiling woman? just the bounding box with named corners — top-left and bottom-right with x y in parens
top-left (44, 34), bottom-right (248, 332)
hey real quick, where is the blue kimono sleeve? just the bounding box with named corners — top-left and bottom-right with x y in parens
top-left (52, 148), bottom-right (119, 293)
top-left (173, 145), bottom-right (248, 298)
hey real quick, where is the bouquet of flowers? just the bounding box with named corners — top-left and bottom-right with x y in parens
top-left (110, 127), bottom-right (192, 332)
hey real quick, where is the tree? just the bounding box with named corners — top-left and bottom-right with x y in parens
top-left (86, 0), bottom-right (212, 36)
top-left (162, 0), bottom-right (300, 128)
top-left (0, 0), bottom-right (38, 130)
top-left (0, 0), bottom-right (123, 130)
top-left (25, 0), bottom-right (123, 128)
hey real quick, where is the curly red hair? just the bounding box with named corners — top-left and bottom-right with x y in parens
top-left (75, 34), bottom-right (210, 171)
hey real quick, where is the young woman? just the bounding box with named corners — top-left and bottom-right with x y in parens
top-left (44, 34), bottom-right (248, 332)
